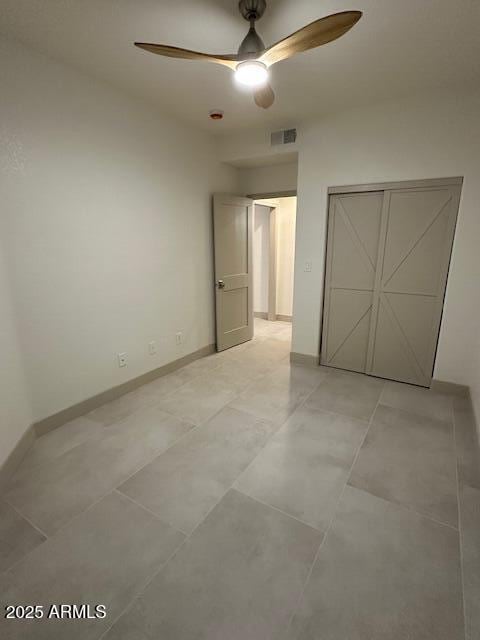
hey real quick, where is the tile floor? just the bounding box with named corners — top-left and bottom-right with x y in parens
top-left (0, 318), bottom-right (479, 639)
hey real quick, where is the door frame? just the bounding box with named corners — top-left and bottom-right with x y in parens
top-left (248, 191), bottom-right (297, 323)
top-left (247, 189), bottom-right (297, 200)
top-left (327, 177), bottom-right (463, 196)
top-left (319, 176), bottom-right (463, 382)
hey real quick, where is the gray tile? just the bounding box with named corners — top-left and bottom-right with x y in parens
top-left (87, 387), bottom-right (156, 426)
top-left (291, 485), bottom-right (464, 640)
top-left (0, 492), bottom-right (184, 640)
top-left (305, 369), bottom-right (384, 421)
top-left (257, 328), bottom-right (292, 344)
top-left (454, 395), bottom-right (480, 489)
top-left (235, 406), bottom-right (368, 531)
top-left (21, 417), bottom-right (101, 470)
top-left (242, 336), bottom-right (291, 361)
top-left (254, 318), bottom-right (291, 338)
top-left (225, 350), bottom-right (278, 376)
top-left (230, 363), bottom-right (328, 425)
top-left (274, 331), bottom-right (292, 344)
top-left (381, 380), bottom-right (453, 424)
top-left (222, 335), bottom-right (264, 357)
top-left (205, 357), bottom-right (268, 394)
top-left (133, 370), bottom-right (192, 403)
top-left (0, 502), bottom-right (45, 573)
top-left (155, 371), bottom-right (238, 425)
top-left (459, 484), bottom-right (480, 640)
top-left (88, 356), bottom-right (227, 427)
top-left (5, 406), bottom-right (193, 535)
top-left (225, 337), bottom-right (291, 373)
top-left (349, 404), bottom-right (458, 527)
top-left (104, 489), bottom-right (321, 640)
top-left (179, 351), bottom-right (226, 376)
top-left (120, 354), bottom-right (228, 409)
top-left (119, 407), bottom-right (277, 534)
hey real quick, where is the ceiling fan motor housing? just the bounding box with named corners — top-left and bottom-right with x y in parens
top-left (239, 0), bottom-right (267, 22)
top-left (238, 0), bottom-right (267, 57)
top-left (238, 28), bottom-right (265, 57)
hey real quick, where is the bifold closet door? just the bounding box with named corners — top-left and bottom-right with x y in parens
top-left (320, 192), bottom-right (384, 373)
top-left (321, 183), bottom-right (460, 387)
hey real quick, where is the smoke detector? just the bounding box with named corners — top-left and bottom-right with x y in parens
top-left (209, 110), bottom-right (224, 120)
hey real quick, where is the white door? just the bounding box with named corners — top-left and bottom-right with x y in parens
top-left (213, 194), bottom-right (254, 351)
top-left (321, 180), bottom-right (461, 386)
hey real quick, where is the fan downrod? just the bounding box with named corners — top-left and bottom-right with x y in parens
top-left (239, 0), bottom-right (267, 22)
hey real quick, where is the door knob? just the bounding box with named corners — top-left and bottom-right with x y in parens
top-left (217, 280), bottom-right (225, 289)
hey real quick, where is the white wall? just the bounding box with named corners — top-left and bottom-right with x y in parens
top-left (253, 205), bottom-right (270, 314)
top-left (218, 129), bottom-right (298, 167)
top-left (0, 36), bottom-right (238, 430)
top-left (275, 197), bottom-right (297, 318)
top-left (239, 162), bottom-right (298, 196)
top-left (0, 243), bottom-right (32, 468)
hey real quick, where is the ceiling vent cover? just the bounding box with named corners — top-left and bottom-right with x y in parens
top-left (271, 128), bottom-right (297, 146)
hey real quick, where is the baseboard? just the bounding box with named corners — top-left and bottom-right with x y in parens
top-left (34, 343), bottom-right (216, 437)
top-left (254, 312), bottom-right (268, 320)
top-left (276, 314), bottom-right (292, 323)
top-left (0, 426), bottom-right (36, 494)
top-left (431, 379), bottom-right (470, 397)
top-left (290, 352), bottom-right (320, 367)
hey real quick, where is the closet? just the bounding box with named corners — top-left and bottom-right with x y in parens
top-left (320, 178), bottom-right (462, 386)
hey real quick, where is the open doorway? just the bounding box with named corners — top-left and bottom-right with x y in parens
top-left (252, 196), bottom-right (297, 346)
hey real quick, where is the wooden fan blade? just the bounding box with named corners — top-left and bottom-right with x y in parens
top-left (135, 43), bottom-right (240, 70)
top-left (259, 10), bottom-right (362, 67)
top-left (254, 83), bottom-right (275, 109)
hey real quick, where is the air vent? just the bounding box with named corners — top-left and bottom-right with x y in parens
top-left (271, 128), bottom-right (297, 146)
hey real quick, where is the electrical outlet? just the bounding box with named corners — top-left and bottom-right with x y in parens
top-left (117, 352), bottom-right (127, 368)
top-left (304, 261), bottom-right (312, 272)
top-left (148, 341), bottom-right (157, 355)
top-left (175, 332), bottom-right (183, 346)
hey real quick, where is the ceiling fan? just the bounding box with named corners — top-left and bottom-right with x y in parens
top-left (135, 0), bottom-right (362, 110)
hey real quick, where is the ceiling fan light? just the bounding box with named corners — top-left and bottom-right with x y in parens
top-left (235, 61), bottom-right (268, 87)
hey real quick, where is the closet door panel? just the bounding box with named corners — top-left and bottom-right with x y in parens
top-left (325, 289), bottom-right (373, 372)
top-left (382, 189), bottom-right (455, 295)
top-left (321, 192), bottom-right (383, 373)
top-left (367, 186), bottom-right (460, 386)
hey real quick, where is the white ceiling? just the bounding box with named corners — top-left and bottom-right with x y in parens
top-left (1, 0), bottom-right (479, 134)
